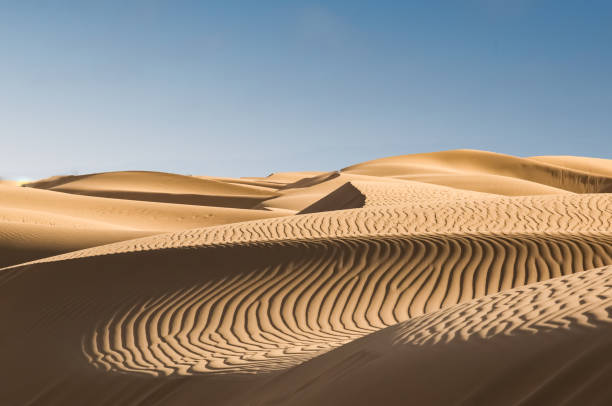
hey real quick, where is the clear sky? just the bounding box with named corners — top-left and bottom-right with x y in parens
top-left (1, 1), bottom-right (611, 180)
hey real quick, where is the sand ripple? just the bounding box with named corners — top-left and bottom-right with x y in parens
top-left (81, 232), bottom-right (612, 376)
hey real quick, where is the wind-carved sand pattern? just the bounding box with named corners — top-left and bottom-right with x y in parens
top-left (16, 193), bottom-right (611, 267)
top-left (82, 230), bottom-right (612, 376)
top-left (2, 150), bottom-right (612, 405)
top-left (243, 265), bottom-right (612, 406)
top-left (394, 264), bottom-right (612, 346)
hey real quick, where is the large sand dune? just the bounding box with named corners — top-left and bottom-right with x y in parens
top-left (245, 265), bottom-right (612, 405)
top-left (342, 149), bottom-right (612, 194)
top-left (25, 171), bottom-right (279, 208)
top-left (0, 184), bottom-right (285, 268)
top-left (1, 149), bottom-right (611, 405)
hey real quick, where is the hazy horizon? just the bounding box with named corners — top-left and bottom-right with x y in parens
top-left (1, 1), bottom-right (611, 180)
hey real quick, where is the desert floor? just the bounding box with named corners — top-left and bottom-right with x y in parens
top-left (1, 149), bottom-right (612, 405)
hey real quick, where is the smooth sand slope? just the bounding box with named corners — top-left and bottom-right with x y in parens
top-left (342, 149), bottom-right (612, 194)
top-left (0, 183), bottom-right (285, 268)
top-left (0, 149), bottom-right (611, 406)
top-left (25, 171), bottom-right (279, 208)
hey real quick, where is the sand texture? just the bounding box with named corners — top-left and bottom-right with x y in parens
top-left (1, 149), bottom-right (611, 405)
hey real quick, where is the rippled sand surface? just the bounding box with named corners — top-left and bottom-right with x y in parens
top-left (1, 149), bottom-right (611, 405)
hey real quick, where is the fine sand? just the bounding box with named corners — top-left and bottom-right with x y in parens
top-left (1, 149), bottom-right (611, 406)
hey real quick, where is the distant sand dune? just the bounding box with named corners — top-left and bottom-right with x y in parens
top-left (300, 180), bottom-right (495, 213)
top-left (529, 155), bottom-right (612, 177)
top-left (0, 184), bottom-right (285, 268)
top-left (393, 173), bottom-right (573, 195)
top-left (25, 171), bottom-right (279, 208)
top-left (342, 149), bottom-right (612, 194)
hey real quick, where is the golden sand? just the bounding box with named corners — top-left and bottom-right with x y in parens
top-left (1, 149), bottom-right (611, 405)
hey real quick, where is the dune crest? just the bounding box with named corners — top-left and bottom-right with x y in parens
top-left (342, 149), bottom-right (612, 194)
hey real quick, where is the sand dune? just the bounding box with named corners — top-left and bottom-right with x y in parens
top-left (342, 149), bottom-right (612, 194)
top-left (25, 171), bottom-right (278, 208)
top-left (1, 150), bottom-right (611, 405)
top-left (529, 155), bottom-right (612, 178)
top-left (246, 265), bottom-right (612, 405)
top-left (2, 184), bottom-right (283, 231)
top-left (248, 171), bottom-right (328, 185)
top-left (0, 222), bottom-right (148, 271)
top-left (78, 232), bottom-right (611, 377)
top-left (13, 192), bottom-right (607, 265)
top-left (393, 172), bottom-right (573, 195)
top-left (300, 180), bottom-right (495, 213)
top-left (0, 183), bottom-right (284, 268)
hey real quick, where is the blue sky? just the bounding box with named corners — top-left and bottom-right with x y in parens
top-left (1, 1), bottom-right (611, 179)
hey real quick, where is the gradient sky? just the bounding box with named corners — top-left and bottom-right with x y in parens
top-left (1, 1), bottom-right (611, 180)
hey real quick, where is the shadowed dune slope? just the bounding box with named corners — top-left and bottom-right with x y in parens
top-left (0, 232), bottom-right (611, 403)
top-left (0, 221), bottom-right (148, 269)
top-left (78, 232), bottom-right (612, 376)
top-left (342, 149), bottom-right (612, 194)
top-left (25, 171), bottom-right (279, 208)
top-left (298, 182), bottom-right (366, 214)
top-left (252, 171), bottom-right (328, 185)
top-left (253, 172), bottom-right (448, 213)
top-left (254, 172), bottom-right (350, 212)
top-left (244, 265), bottom-right (612, 406)
top-left (529, 155), bottom-right (612, 178)
top-left (192, 175), bottom-right (285, 191)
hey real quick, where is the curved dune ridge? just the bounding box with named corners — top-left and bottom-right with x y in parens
top-left (244, 264), bottom-right (612, 406)
top-left (300, 179), bottom-right (496, 213)
top-left (25, 170), bottom-right (279, 208)
top-left (12, 192), bottom-right (609, 267)
top-left (342, 149), bottom-right (612, 194)
top-left (0, 183), bottom-right (284, 232)
top-left (81, 232), bottom-right (612, 376)
top-left (529, 155), bottom-right (612, 178)
top-left (1, 150), bottom-right (612, 405)
top-left (0, 184), bottom-right (286, 268)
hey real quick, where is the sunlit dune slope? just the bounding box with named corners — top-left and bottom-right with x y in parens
top-left (394, 172), bottom-right (572, 195)
top-left (256, 172), bottom-right (492, 213)
top-left (0, 184), bottom-right (285, 268)
top-left (245, 265), bottom-right (612, 406)
top-left (1, 185), bottom-right (284, 231)
top-left (25, 170), bottom-right (279, 208)
top-left (15, 192), bottom-right (607, 264)
top-left (192, 175), bottom-right (286, 190)
top-left (342, 149), bottom-right (612, 194)
top-left (300, 180), bottom-right (495, 213)
top-left (250, 171), bottom-right (328, 185)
